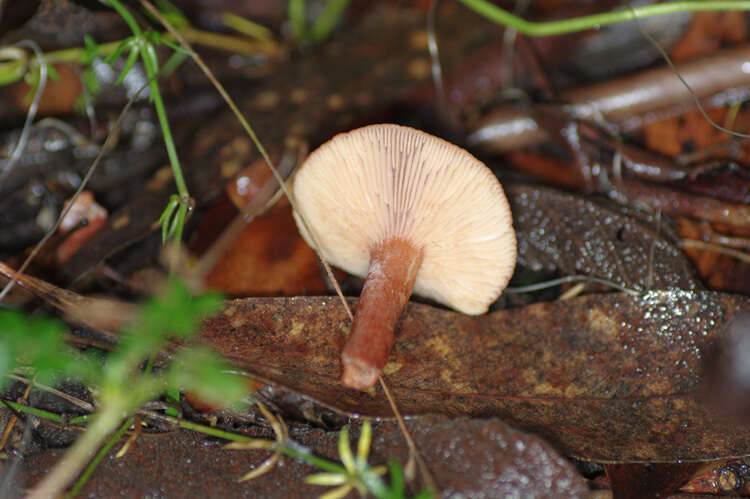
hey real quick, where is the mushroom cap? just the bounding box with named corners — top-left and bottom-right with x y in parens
top-left (292, 124), bottom-right (516, 315)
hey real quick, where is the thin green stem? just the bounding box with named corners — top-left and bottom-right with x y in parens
top-left (69, 417), bottom-right (133, 497)
top-left (279, 445), bottom-right (347, 474)
top-left (104, 0), bottom-right (143, 36)
top-left (310, 0), bottom-right (351, 43)
top-left (69, 414), bottom-right (91, 424)
top-left (103, 0), bottom-right (191, 245)
top-left (460, 0), bottom-right (750, 36)
top-left (289, 0), bottom-right (307, 40)
top-left (3, 400), bottom-right (65, 423)
top-left (140, 41), bottom-right (189, 200)
top-left (174, 417), bottom-right (253, 441)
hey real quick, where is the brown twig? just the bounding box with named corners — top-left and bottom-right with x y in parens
top-left (468, 44), bottom-right (750, 152)
top-left (0, 376), bottom-right (34, 452)
top-left (619, 179), bottom-right (750, 230)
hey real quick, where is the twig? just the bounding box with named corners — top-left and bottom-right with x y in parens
top-left (0, 376), bottom-right (34, 452)
top-left (378, 376), bottom-right (437, 495)
top-left (629, 3), bottom-right (750, 140)
top-left (4, 374), bottom-right (96, 412)
top-left (681, 239), bottom-right (750, 264)
top-left (0, 40), bottom-right (47, 185)
top-left (505, 274), bottom-right (640, 296)
top-left (468, 45), bottom-right (750, 152)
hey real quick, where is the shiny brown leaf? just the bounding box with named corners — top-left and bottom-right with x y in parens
top-left (200, 291), bottom-right (749, 463)
top-left (23, 415), bottom-right (588, 497)
top-left (203, 204), bottom-right (330, 296)
top-left (508, 184), bottom-right (700, 291)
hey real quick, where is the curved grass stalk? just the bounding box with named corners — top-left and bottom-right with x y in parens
top-left (460, 0), bottom-right (750, 37)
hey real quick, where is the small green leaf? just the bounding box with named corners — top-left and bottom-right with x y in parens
top-left (132, 279), bottom-right (223, 340)
top-left (82, 34), bottom-right (100, 65)
top-left (159, 50), bottom-right (189, 78)
top-left (305, 472), bottom-right (348, 486)
top-left (387, 460), bottom-right (404, 494)
top-left (357, 419), bottom-right (372, 462)
top-left (115, 46), bottom-right (140, 85)
top-left (105, 38), bottom-right (133, 65)
top-left (309, 0), bottom-right (351, 43)
top-left (168, 347), bottom-right (248, 406)
top-left (318, 484), bottom-right (354, 499)
top-left (288, 0), bottom-right (307, 41)
top-left (0, 309), bottom-right (100, 388)
top-left (151, 33), bottom-right (191, 57)
top-left (338, 426), bottom-right (355, 474)
top-left (158, 196), bottom-right (179, 243)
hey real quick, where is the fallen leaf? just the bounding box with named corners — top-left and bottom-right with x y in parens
top-left (508, 184), bottom-right (700, 291)
top-left (203, 204), bottom-right (329, 296)
top-left (5, 261), bottom-right (748, 463)
top-left (200, 291), bottom-right (749, 463)
top-left (23, 415), bottom-right (588, 497)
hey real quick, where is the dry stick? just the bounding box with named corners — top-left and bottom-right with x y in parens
top-left (378, 374), bottom-right (437, 494)
top-left (628, 3), bottom-right (750, 141)
top-left (139, 1), bottom-right (437, 491)
top-left (0, 40), bottom-right (47, 184)
top-left (681, 239), bottom-right (750, 265)
top-left (139, 0), bottom-right (351, 321)
top-left (0, 376), bottom-right (34, 452)
top-left (4, 374), bottom-right (96, 412)
top-left (468, 45), bottom-right (750, 153)
top-left (621, 179), bottom-right (750, 230)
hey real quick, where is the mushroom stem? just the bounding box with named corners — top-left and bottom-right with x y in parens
top-left (341, 237), bottom-right (423, 390)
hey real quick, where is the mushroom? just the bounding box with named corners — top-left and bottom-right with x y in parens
top-left (292, 124), bottom-right (516, 390)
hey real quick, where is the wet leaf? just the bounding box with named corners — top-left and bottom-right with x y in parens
top-left (200, 292), bottom-right (749, 463)
top-left (508, 184), bottom-right (700, 291)
top-left (23, 415), bottom-right (588, 497)
top-left (203, 204), bottom-right (330, 296)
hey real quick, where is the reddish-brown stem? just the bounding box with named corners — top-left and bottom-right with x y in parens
top-left (341, 237), bottom-right (423, 390)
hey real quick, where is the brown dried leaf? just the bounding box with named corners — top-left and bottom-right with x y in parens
top-left (0, 261), bottom-right (133, 336)
top-left (509, 184), bottom-right (700, 290)
top-left (201, 292), bottom-right (749, 463)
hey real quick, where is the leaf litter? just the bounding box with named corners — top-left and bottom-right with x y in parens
top-left (3, 230), bottom-right (749, 466)
top-left (5, 2), bottom-right (750, 496)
